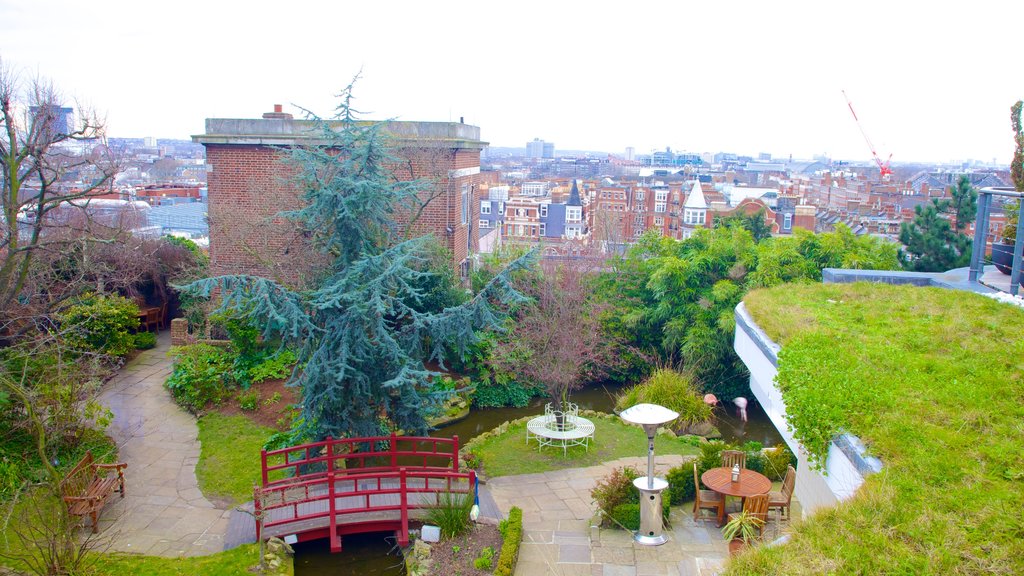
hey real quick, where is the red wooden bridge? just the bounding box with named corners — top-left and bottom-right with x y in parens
top-left (254, 434), bottom-right (474, 552)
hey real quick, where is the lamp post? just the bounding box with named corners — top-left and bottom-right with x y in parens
top-left (619, 403), bottom-right (679, 545)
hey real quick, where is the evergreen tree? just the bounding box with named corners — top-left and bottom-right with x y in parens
top-left (899, 178), bottom-right (976, 272)
top-left (181, 83), bottom-right (533, 439)
top-left (714, 208), bottom-right (774, 242)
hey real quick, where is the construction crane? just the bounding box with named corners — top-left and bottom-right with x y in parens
top-left (841, 90), bottom-right (893, 180)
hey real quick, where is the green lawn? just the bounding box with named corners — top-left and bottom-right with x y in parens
top-left (732, 283), bottom-right (1024, 575)
top-left (93, 544), bottom-right (290, 575)
top-left (469, 414), bottom-right (700, 477)
top-left (196, 413), bottom-right (274, 506)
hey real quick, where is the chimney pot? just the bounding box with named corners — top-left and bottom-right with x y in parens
top-left (274, 104), bottom-right (283, 113)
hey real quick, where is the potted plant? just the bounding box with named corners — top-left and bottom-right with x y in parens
top-left (992, 100), bottom-right (1024, 275)
top-left (721, 510), bottom-right (764, 556)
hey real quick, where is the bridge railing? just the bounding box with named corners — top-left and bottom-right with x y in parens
top-left (254, 466), bottom-right (475, 548)
top-left (260, 434), bottom-right (460, 486)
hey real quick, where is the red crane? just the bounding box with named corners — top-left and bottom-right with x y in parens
top-left (842, 90), bottom-right (893, 180)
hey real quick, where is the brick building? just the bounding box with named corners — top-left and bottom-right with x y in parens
top-left (193, 107), bottom-right (487, 286)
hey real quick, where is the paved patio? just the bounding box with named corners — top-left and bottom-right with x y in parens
top-left (96, 331), bottom-right (231, 556)
top-left (485, 455), bottom-right (733, 576)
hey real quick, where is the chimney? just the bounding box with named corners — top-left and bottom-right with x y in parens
top-left (262, 104), bottom-right (293, 120)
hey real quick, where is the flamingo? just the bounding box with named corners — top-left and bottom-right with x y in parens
top-left (733, 397), bottom-right (748, 422)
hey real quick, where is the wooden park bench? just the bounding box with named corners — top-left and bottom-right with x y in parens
top-left (60, 451), bottom-right (127, 533)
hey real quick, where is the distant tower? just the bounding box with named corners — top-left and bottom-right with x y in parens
top-left (625, 147), bottom-right (635, 161)
top-left (527, 138), bottom-right (544, 159)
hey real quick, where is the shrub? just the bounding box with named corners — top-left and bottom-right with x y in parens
top-left (165, 344), bottom-right (234, 412)
top-left (763, 445), bottom-right (797, 481)
top-left (615, 369), bottom-right (712, 429)
top-left (263, 392), bottom-right (283, 407)
top-left (666, 462), bottom-right (696, 505)
top-left (591, 466), bottom-right (640, 523)
top-left (60, 294), bottom-right (140, 358)
top-left (473, 546), bottom-right (495, 570)
top-left (133, 331), bottom-right (157, 350)
top-left (238, 389), bottom-right (260, 411)
top-left (425, 491), bottom-right (474, 539)
top-left (610, 503), bottom-right (641, 531)
top-left (494, 507), bottom-right (522, 576)
top-left (472, 370), bottom-right (540, 408)
top-left (248, 350), bottom-right (297, 384)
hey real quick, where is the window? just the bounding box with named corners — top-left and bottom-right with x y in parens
top-left (655, 202), bottom-right (666, 213)
top-left (515, 208), bottom-right (527, 217)
top-left (517, 224), bottom-right (524, 236)
top-left (654, 216), bottom-right (664, 226)
top-left (460, 184), bottom-right (470, 225)
top-left (480, 201), bottom-right (491, 215)
top-left (540, 204), bottom-right (548, 218)
top-left (635, 190), bottom-right (644, 201)
top-left (479, 219), bottom-right (489, 228)
top-left (655, 190), bottom-right (668, 202)
top-left (540, 223), bottom-right (546, 236)
top-left (784, 213), bottom-right (792, 230)
top-left (567, 207), bottom-right (582, 223)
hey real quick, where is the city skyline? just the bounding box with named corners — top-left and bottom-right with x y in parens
top-left (2, 0), bottom-right (1021, 164)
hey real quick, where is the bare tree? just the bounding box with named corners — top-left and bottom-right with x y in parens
top-left (491, 250), bottom-right (619, 420)
top-left (0, 56), bottom-right (120, 332)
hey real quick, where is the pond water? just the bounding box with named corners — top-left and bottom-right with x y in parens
top-left (293, 384), bottom-right (784, 574)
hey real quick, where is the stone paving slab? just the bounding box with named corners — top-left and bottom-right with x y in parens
top-left (485, 456), bottom-right (739, 576)
top-left (96, 331), bottom-right (231, 557)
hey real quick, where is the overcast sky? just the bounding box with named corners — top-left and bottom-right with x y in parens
top-left (2, 0), bottom-right (1021, 163)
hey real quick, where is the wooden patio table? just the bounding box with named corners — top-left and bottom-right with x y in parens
top-left (701, 467), bottom-right (771, 514)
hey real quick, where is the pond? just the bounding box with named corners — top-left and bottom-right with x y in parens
top-left (433, 382), bottom-right (784, 448)
top-left (293, 383), bottom-right (784, 575)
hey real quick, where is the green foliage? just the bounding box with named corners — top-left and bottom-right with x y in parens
top-left (59, 294), bottom-right (140, 358)
top-left (737, 283), bottom-right (1024, 574)
top-left (165, 344), bottom-right (234, 412)
top-left (179, 83), bottom-right (534, 440)
top-left (248, 350), bottom-right (297, 384)
top-left (133, 331), bottom-right (157, 350)
top-left (762, 445), bottom-right (796, 482)
top-left (163, 234), bottom-right (209, 268)
top-left (591, 466), bottom-right (640, 521)
top-left (609, 503), bottom-right (642, 531)
top-left (665, 463), bottom-right (696, 505)
top-left (472, 374), bottom-right (540, 408)
top-left (715, 209), bottom-right (774, 241)
top-left (899, 181), bottom-right (975, 271)
top-left (615, 369), bottom-right (712, 429)
top-left (493, 507), bottom-right (522, 576)
top-left (595, 225), bottom-right (898, 401)
top-left (1003, 101), bottom-right (1024, 246)
top-left (237, 389), bottom-right (260, 411)
top-left (425, 491), bottom-right (474, 539)
top-left (263, 392), bottom-right (283, 407)
top-left (473, 546), bottom-right (495, 570)
top-left (722, 509), bottom-right (764, 543)
top-left (94, 543), bottom-right (288, 575)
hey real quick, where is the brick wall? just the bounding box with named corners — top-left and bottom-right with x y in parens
top-left (203, 139), bottom-right (480, 286)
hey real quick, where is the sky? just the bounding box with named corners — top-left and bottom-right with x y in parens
top-left (1, 0), bottom-right (1022, 164)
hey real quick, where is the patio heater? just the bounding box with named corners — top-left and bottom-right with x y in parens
top-left (619, 403), bottom-right (679, 546)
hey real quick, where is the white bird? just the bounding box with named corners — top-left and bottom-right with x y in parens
top-left (733, 397), bottom-right (748, 423)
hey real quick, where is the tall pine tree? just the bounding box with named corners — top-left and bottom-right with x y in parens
top-left (899, 175), bottom-right (976, 272)
top-left (182, 82), bottom-right (534, 439)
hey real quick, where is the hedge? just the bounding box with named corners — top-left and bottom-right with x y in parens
top-left (493, 506), bottom-right (523, 576)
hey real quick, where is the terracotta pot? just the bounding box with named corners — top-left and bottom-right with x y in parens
top-left (728, 538), bottom-right (747, 556)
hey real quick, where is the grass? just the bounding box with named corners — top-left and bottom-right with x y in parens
top-left (470, 414), bottom-right (700, 477)
top-left (732, 283), bottom-right (1024, 575)
top-left (196, 413), bottom-right (274, 505)
top-left (92, 544), bottom-right (290, 575)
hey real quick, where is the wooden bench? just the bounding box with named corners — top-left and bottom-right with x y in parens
top-left (60, 451), bottom-right (127, 533)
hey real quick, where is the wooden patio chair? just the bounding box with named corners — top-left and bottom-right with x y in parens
top-left (727, 493), bottom-right (769, 539)
top-left (692, 462), bottom-right (724, 525)
top-left (768, 465), bottom-right (796, 521)
top-left (157, 301), bottom-right (169, 330)
top-left (142, 307), bottom-right (161, 333)
top-left (721, 449), bottom-right (746, 469)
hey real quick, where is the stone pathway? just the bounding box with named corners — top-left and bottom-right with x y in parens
top-left (485, 455), bottom-right (730, 576)
top-left (97, 331), bottom-right (231, 556)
